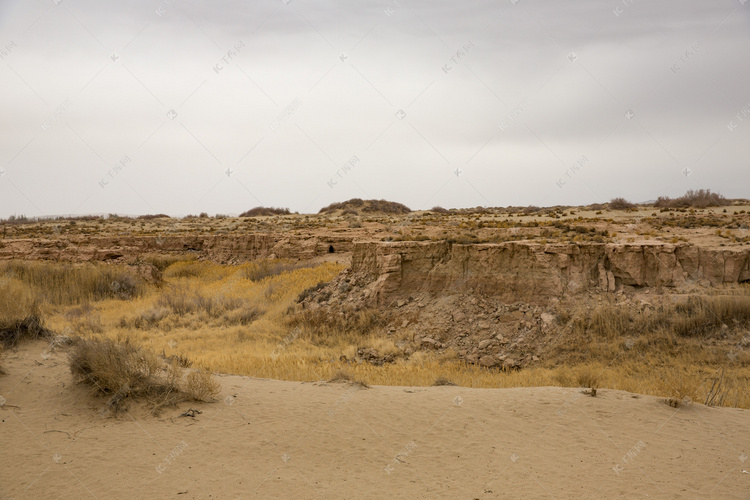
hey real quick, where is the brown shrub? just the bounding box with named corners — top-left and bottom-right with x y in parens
top-left (319, 199), bottom-right (410, 215)
top-left (654, 189), bottom-right (729, 209)
top-left (242, 258), bottom-right (312, 282)
top-left (240, 207), bottom-right (291, 217)
top-left (608, 197), bottom-right (635, 210)
top-left (137, 214), bottom-right (171, 220)
top-left (327, 370), bottom-right (370, 389)
top-left (184, 370), bottom-right (221, 401)
top-left (433, 377), bottom-right (457, 386)
top-left (69, 338), bottom-right (220, 414)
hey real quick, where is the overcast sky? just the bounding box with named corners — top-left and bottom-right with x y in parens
top-left (0, 0), bottom-right (748, 217)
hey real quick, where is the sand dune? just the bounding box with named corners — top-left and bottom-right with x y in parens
top-left (2, 341), bottom-right (749, 499)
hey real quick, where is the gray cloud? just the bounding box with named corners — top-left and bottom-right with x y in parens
top-left (0, 0), bottom-right (748, 218)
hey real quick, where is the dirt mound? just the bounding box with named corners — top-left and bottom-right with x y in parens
top-left (318, 198), bottom-right (411, 216)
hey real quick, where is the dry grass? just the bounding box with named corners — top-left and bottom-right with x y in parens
top-left (242, 258), bottom-right (314, 282)
top-left (328, 370), bottom-right (370, 389)
top-left (0, 280), bottom-right (49, 347)
top-left (69, 337), bottom-right (220, 415)
top-left (3, 258), bottom-right (749, 409)
top-left (0, 261), bottom-right (142, 305)
top-left (569, 294), bottom-right (750, 340)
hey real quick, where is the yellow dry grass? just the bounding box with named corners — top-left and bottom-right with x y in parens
top-left (2, 259), bottom-right (749, 408)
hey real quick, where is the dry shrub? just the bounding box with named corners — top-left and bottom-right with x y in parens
top-left (658, 367), bottom-right (700, 407)
top-left (240, 207), bottom-right (291, 217)
top-left (156, 288), bottom-right (242, 317)
top-left (141, 253), bottom-right (193, 272)
top-left (570, 294), bottom-right (750, 340)
top-left (220, 306), bottom-right (262, 326)
top-left (433, 376), bottom-right (457, 386)
top-left (571, 304), bottom-right (634, 339)
top-left (165, 261), bottom-right (213, 279)
top-left (296, 282), bottom-right (327, 303)
top-left (70, 338), bottom-right (220, 414)
top-left (137, 214), bottom-right (171, 220)
top-left (126, 307), bottom-right (170, 329)
top-left (319, 198), bottom-right (410, 215)
top-left (576, 366), bottom-right (601, 389)
top-left (65, 303), bottom-right (104, 334)
top-left (0, 280), bottom-right (49, 348)
top-left (242, 258), bottom-right (311, 282)
top-left (654, 189), bottom-right (729, 209)
top-left (328, 370), bottom-right (370, 389)
top-left (184, 370), bottom-right (220, 401)
top-left (288, 308), bottom-right (387, 346)
top-left (609, 197), bottom-right (635, 210)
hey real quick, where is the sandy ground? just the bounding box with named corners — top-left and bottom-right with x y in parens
top-left (2, 341), bottom-right (749, 499)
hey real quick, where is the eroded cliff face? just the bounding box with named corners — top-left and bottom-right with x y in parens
top-left (0, 234), bottom-right (354, 264)
top-left (351, 241), bottom-right (750, 304)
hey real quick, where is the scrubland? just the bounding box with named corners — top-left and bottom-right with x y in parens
top-left (2, 257), bottom-right (749, 409)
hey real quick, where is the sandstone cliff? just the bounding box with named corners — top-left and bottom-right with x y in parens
top-left (351, 241), bottom-right (750, 304)
top-left (0, 234), bottom-right (354, 264)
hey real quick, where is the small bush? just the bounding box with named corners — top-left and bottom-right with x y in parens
top-left (240, 207), bottom-right (291, 217)
top-left (296, 282), bottom-right (327, 303)
top-left (184, 370), bottom-right (220, 401)
top-left (433, 377), bottom-right (457, 386)
top-left (242, 258), bottom-right (311, 282)
top-left (576, 366), bottom-right (600, 389)
top-left (327, 370), bottom-right (370, 389)
top-left (319, 199), bottom-right (411, 215)
top-left (70, 338), bottom-right (220, 414)
top-left (658, 368), bottom-right (700, 407)
top-left (156, 288), bottom-right (243, 318)
top-left (609, 197), bottom-right (635, 210)
top-left (141, 254), bottom-right (193, 272)
top-left (654, 189), bottom-right (729, 209)
top-left (164, 261), bottom-right (213, 279)
top-left (0, 281), bottom-right (49, 347)
top-left (137, 214), bottom-right (171, 220)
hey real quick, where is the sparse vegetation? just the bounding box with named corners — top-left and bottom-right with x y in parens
top-left (319, 198), bottom-right (411, 215)
top-left (1, 202), bottom-right (750, 410)
top-left (240, 207), bottom-right (291, 217)
top-left (69, 337), bottom-right (220, 415)
top-left (0, 261), bottom-right (143, 305)
top-left (655, 189), bottom-right (729, 209)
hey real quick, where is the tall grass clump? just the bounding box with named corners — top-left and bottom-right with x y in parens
top-left (242, 258), bottom-right (314, 282)
top-left (141, 253), bottom-right (194, 272)
top-left (0, 261), bottom-right (142, 305)
top-left (0, 279), bottom-right (49, 347)
top-left (70, 337), bottom-right (220, 414)
top-left (570, 293), bottom-right (750, 339)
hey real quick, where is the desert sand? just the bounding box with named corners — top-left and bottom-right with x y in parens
top-left (2, 340), bottom-right (749, 499)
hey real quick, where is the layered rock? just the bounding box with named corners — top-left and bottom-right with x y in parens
top-left (0, 234), bottom-right (354, 264)
top-left (351, 241), bottom-right (750, 305)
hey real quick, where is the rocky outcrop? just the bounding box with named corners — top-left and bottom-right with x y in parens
top-left (0, 234), bottom-right (354, 264)
top-left (352, 241), bottom-right (750, 305)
